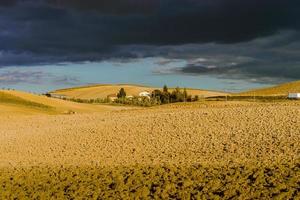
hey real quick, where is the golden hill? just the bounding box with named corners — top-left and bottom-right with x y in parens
top-left (238, 80), bottom-right (300, 96)
top-left (0, 90), bottom-right (128, 115)
top-left (51, 84), bottom-right (228, 100)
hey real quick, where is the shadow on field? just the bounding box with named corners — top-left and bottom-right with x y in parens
top-left (1, 162), bottom-right (299, 199)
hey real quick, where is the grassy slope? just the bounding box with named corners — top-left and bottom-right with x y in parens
top-left (51, 84), bottom-right (229, 100)
top-left (0, 91), bottom-right (53, 114)
top-left (238, 80), bottom-right (300, 96)
top-left (0, 90), bottom-right (129, 115)
top-left (0, 91), bottom-right (50, 109)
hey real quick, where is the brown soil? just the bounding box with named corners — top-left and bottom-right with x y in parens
top-left (1, 101), bottom-right (299, 168)
top-left (1, 101), bottom-right (300, 198)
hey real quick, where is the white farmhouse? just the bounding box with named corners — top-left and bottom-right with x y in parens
top-left (50, 94), bottom-right (67, 99)
top-left (126, 95), bottom-right (134, 100)
top-left (139, 91), bottom-right (151, 99)
top-left (288, 93), bottom-right (300, 99)
top-left (107, 94), bottom-right (118, 102)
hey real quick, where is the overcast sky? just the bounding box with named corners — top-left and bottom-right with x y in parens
top-left (0, 0), bottom-right (300, 90)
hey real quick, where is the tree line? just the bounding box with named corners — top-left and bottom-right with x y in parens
top-left (116, 85), bottom-right (199, 106)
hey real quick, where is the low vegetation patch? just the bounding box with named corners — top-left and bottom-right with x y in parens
top-left (1, 162), bottom-right (299, 199)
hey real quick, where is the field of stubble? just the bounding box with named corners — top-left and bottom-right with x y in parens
top-left (0, 101), bottom-right (299, 199)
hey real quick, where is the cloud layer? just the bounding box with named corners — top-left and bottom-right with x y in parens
top-left (0, 0), bottom-right (300, 82)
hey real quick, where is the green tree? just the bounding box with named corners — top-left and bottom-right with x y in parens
top-left (183, 88), bottom-right (188, 102)
top-left (161, 92), bottom-right (170, 104)
top-left (187, 95), bottom-right (192, 102)
top-left (170, 87), bottom-right (184, 102)
top-left (175, 87), bottom-right (180, 93)
top-left (163, 85), bottom-right (168, 93)
top-left (161, 85), bottom-right (170, 104)
top-left (152, 89), bottom-right (162, 99)
top-left (117, 88), bottom-right (126, 99)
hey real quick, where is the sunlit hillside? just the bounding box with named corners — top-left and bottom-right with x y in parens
top-left (0, 90), bottom-right (129, 115)
top-left (238, 80), bottom-right (300, 96)
top-left (51, 84), bottom-right (229, 100)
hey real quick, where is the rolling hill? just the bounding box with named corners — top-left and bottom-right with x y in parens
top-left (238, 80), bottom-right (300, 96)
top-left (51, 84), bottom-right (229, 100)
top-left (0, 90), bottom-right (128, 115)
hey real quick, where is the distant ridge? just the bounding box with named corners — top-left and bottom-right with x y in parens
top-left (238, 80), bottom-right (300, 96)
top-left (51, 84), bottom-right (229, 100)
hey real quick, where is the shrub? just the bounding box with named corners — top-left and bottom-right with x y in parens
top-left (194, 95), bottom-right (199, 102)
top-left (170, 87), bottom-right (184, 102)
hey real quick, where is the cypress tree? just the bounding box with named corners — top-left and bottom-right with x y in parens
top-left (163, 85), bottom-right (168, 93)
top-left (117, 88), bottom-right (126, 99)
top-left (183, 88), bottom-right (188, 102)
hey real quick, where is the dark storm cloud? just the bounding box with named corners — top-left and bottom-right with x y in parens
top-left (47, 0), bottom-right (160, 15)
top-left (1, 0), bottom-right (300, 50)
top-left (46, 0), bottom-right (300, 44)
top-left (0, 0), bottom-right (300, 82)
top-left (152, 31), bottom-right (300, 82)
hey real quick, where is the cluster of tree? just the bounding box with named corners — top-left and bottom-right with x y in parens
top-left (115, 85), bottom-right (200, 106)
top-left (151, 85), bottom-right (199, 104)
top-left (115, 88), bottom-right (155, 106)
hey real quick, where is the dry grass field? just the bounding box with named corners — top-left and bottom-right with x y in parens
top-left (0, 94), bottom-right (300, 198)
top-left (51, 84), bottom-right (228, 99)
